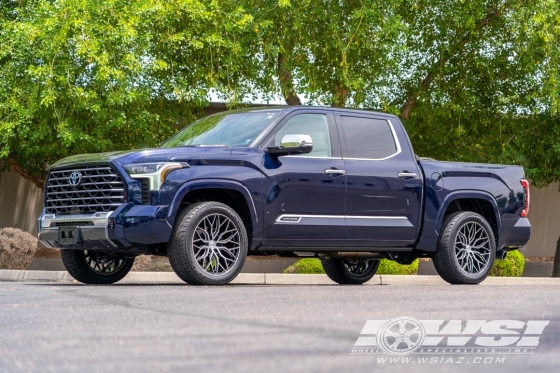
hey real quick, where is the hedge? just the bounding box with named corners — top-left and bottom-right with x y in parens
top-left (283, 258), bottom-right (418, 275)
top-left (490, 250), bottom-right (525, 277)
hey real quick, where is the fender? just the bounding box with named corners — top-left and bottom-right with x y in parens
top-left (166, 178), bottom-right (259, 233)
top-left (435, 190), bottom-right (502, 234)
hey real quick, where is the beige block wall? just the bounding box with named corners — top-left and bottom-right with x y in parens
top-left (0, 161), bottom-right (558, 257)
top-left (524, 183), bottom-right (560, 257)
top-left (0, 163), bottom-right (44, 236)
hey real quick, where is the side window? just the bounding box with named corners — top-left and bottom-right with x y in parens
top-left (274, 114), bottom-right (332, 157)
top-left (340, 116), bottom-right (398, 159)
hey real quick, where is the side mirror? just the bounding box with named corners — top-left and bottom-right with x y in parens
top-left (267, 134), bottom-right (313, 156)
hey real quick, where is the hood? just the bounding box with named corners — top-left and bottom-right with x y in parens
top-left (50, 147), bottom-right (242, 169)
top-left (51, 150), bottom-right (142, 168)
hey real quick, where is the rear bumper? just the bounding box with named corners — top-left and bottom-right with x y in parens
top-left (500, 217), bottom-right (531, 248)
top-left (38, 204), bottom-right (173, 250)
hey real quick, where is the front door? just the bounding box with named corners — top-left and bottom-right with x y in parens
top-left (335, 112), bottom-right (423, 247)
top-left (260, 110), bottom-right (346, 246)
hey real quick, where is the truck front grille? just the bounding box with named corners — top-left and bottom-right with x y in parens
top-left (46, 165), bottom-right (126, 215)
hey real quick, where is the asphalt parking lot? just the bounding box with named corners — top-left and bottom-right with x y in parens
top-left (0, 282), bottom-right (559, 373)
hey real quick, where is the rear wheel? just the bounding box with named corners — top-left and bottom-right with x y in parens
top-left (321, 259), bottom-right (380, 284)
top-left (168, 202), bottom-right (248, 285)
top-left (432, 211), bottom-right (496, 284)
top-left (60, 250), bottom-right (134, 284)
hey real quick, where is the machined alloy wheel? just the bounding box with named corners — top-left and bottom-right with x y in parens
top-left (321, 258), bottom-right (380, 285)
top-left (453, 221), bottom-right (492, 275)
top-left (168, 202), bottom-right (248, 285)
top-left (60, 249), bottom-right (134, 284)
top-left (433, 211), bottom-right (496, 285)
top-left (192, 213), bottom-right (241, 277)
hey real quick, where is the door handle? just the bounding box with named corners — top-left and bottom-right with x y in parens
top-left (398, 172), bottom-right (417, 179)
top-left (325, 169), bottom-right (346, 176)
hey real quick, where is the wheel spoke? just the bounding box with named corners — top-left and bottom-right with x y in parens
top-left (389, 337), bottom-right (403, 349)
top-left (453, 221), bottom-right (492, 275)
top-left (84, 251), bottom-right (125, 275)
top-left (192, 213), bottom-right (241, 277)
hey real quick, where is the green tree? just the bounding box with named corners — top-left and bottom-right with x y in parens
top-left (0, 0), bottom-right (252, 187)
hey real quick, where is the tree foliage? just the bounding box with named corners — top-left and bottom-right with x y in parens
top-left (0, 0), bottom-right (250, 186)
top-left (1, 0), bottom-right (559, 188)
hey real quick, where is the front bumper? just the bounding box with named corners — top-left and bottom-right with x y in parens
top-left (38, 204), bottom-right (173, 250)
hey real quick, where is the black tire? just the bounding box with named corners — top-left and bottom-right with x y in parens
top-left (168, 202), bottom-right (248, 285)
top-left (321, 259), bottom-right (380, 285)
top-left (433, 211), bottom-right (496, 285)
top-left (60, 250), bottom-right (134, 284)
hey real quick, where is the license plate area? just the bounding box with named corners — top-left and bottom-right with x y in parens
top-left (58, 226), bottom-right (79, 244)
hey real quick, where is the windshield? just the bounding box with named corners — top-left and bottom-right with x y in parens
top-left (160, 111), bottom-right (280, 148)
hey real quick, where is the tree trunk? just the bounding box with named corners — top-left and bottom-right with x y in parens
top-left (552, 235), bottom-right (560, 277)
top-left (277, 53), bottom-right (301, 106)
top-left (7, 156), bottom-right (45, 190)
top-left (331, 82), bottom-right (348, 108)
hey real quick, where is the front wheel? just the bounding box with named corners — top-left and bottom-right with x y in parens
top-left (60, 250), bottom-right (134, 284)
top-left (432, 211), bottom-right (496, 285)
top-left (321, 259), bottom-right (380, 284)
top-left (168, 202), bottom-right (248, 285)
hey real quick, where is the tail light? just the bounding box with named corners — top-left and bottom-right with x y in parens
top-left (520, 179), bottom-right (530, 217)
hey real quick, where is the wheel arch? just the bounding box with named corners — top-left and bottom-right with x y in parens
top-left (167, 179), bottom-right (259, 246)
top-left (436, 191), bottom-right (501, 240)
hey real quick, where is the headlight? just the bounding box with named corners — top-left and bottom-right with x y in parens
top-left (123, 162), bottom-right (188, 190)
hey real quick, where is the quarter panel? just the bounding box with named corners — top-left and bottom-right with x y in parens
top-left (416, 160), bottom-right (528, 252)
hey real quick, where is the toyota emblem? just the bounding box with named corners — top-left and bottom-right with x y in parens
top-left (68, 172), bottom-right (82, 188)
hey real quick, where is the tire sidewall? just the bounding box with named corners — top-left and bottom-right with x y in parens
top-left (446, 213), bottom-right (496, 283)
top-left (181, 204), bottom-right (248, 284)
top-left (61, 249), bottom-right (134, 284)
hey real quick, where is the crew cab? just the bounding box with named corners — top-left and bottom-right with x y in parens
top-left (38, 106), bottom-right (531, 285)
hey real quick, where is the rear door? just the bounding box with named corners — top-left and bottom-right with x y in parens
top-left (335, 112), bottom-right (423, 247)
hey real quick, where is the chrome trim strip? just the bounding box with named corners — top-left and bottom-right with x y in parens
top-left (275, 214), bottom-right (408, 223)
top-left (342, 119), bottom-right (402, 161)
top-left (50, 167), bottom-right (113, 173)
top-left (39, 212), bottom-right (119, 248)
top-left (47, 189), bottom-right (124, 196)
top-left (47, 181), bottom-right (123, 188)
top-left (48, 174), bottom-right (119, 181)
top-left (40, 213), bottom-right (112, 228)
top-left (46, 196), bottom-right (123, 202)
top-left (44, 203), bottom-right (123, 210)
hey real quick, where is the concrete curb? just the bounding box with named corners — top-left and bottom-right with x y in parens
top-left (2, 270), bottom-right (560, 285)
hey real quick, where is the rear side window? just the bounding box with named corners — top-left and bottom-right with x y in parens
top-left (339, 116), bottom-right (398, 159)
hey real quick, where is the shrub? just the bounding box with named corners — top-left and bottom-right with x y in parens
top-left (377, 259), bottom-right (419, 275)
top-left (490, 250), bottom-right (525, 277)
top-left (284, 258), bottom-right (325, 274)
top-left (283, 258), bottom-right (419, 275)
top-left (0, 228), bottom-right (38, 270)
top-left (131, 255), bottom-right (154, 271)
top-left (131, 255), bottom-right (173, 272)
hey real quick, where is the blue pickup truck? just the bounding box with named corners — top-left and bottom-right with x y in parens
top-left (38, 106), bottom-right (531, 285)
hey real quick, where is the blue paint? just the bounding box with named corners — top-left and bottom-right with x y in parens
top-left (39, 106), bottom-right (531, 256)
